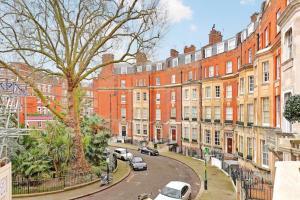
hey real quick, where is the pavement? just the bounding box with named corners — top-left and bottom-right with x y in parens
top-left (110, 143), bottom-right (236, 200)
top-left (77, 149), bottom-right (200, 200)
top-left (13, 160), bottom-right (130, 200)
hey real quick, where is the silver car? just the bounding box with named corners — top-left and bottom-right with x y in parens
top-left (130, 156), bottom-right (147, 171)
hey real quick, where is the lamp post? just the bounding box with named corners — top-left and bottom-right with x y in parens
top-left (204, 147), bottom-right (209, 190)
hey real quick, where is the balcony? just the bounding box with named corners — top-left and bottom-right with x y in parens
top-left (204, 119), bottom-right (211, 123)
top-left (183, 117), bottom-right (189, 121)
top-left (224, 120), bottom-right (233, 125)
top-left (192, 118), bottom-right (198, 121)
top-left (236, 121), bottom-right (244, 126)
top-left (214, 119), bottom-right (221, 123)
top-left (247, 122), bottom-right (253, 127)
top-left (191, 139), bottom-right (198, 144)
top-left (182, 138), bottom-right (190, 142)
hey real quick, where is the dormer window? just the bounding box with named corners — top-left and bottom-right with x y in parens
top-left (137, 66), bottom-right (143, 72)
top-left (185, 54), bottom-right (192, 64)
top-left (156, 63), bottom-right (162, 71)
top-left (205, 47), bottom-right (212, 58)
top-left (217, 42), bottom-right (224, 54)
top-left (172, 58), bottom-right (178, 67)
top-left (228, 38), bottom-right (236, 50)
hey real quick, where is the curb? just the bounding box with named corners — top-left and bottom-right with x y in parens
top-left (109, 144), bottom-right (204, 200)
top-left (70, 162), bottom-right (131, 200)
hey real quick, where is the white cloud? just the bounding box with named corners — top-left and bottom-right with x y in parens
top-left (160, 0), bottom-right (192, 23)
top-left (240, 0), bottom-right (255, 5)
top-left (189, 24), bottom-right (198, 32)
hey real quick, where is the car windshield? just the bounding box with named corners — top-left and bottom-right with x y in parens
top-left (161, 187), bottom-right (181, 199)
top-left (132, 157), bottom-right (143, 163)
top-left (119, 150), bottom-right (126, 154)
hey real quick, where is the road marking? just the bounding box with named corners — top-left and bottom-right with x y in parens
top-left (126, 172), bottom-right (135, 183)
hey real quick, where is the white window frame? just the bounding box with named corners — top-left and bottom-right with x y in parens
top-left (215, 131), bottom-right (220, 146)
top-left (215, 86), bottom-right (220, 98)
top-left (172, 58), bottom-right (178, 67)
top-left (188, 71), bottom-right (193, 80)
top-left (171, 74), bottom-right (176, 84)
top-left (121, 108), bottom-right (126, 119)
top-left (226, 107), bottom-right (233, 121)
top-left (226, 61), bottom-right (233, 74)
top-left (192, 88), bottom-right (197, 100)
top-left (262, 97), bottom-right (270, 126)
top-left (248, 48), bottom-right (252, 63)
top-left (226, 85), bottom-right (232, 98)
top-left (205, 86), bottom-right (211, 98)
top-left (263, 62), bottom-right (269, 83)
top-left (171, 107), bottom-right (176, 118)
top-left (156, 93), bottom-right (160, 104)
top-left (137, 66), bottom-right (143, 72)
top-left (156, 77), bottom-right (161, 86)
top-left (205, 130), bottom-right (211, 144)
top-left (249, 76), bottom-right (254, 93)
top-left (184, 106), bottom-right (189, 119)
top-left (247, 104), bottom-right (254, 123)
top-left (184, 89), bottom-right (189, 100)
top-left (121, 95), bottom-right (126, 104)
top-left (261, 140), bottom-right (269, 168)
top-left (228, 38), bottom-right (236, 50)
top-left (192, 106), bottom-right (197, 119)
top-left (171, 91), bottom-right (176, 102)
top-left (205, 107), bottom-right (211, 120)
top-left (205, 47), bottom-right (212, 58)
top-left (208, 66), bottom-right (214, 77)
top-left (146, 64), bottom-right (152, 71)
top-left (185, 54), bottom-right (192, 64)
top-left (156, 63), bottom-right (163, 71)
top-left (239, 78), bottom-right (245, 95)
top-left (156, 109), bottom-right (161, 121)
top-left (143, 108), bottom-right (148, 119)
top-left (214, 107), bottom-right (220, 120)
top-left (217, 42), bottom-right (225, 54)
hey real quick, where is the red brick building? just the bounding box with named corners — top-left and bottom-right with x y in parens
top-left (93, 0), bottom-right (292, 174)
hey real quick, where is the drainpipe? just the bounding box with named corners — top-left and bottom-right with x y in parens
top-left (180, 70), bottom-right (183, 154)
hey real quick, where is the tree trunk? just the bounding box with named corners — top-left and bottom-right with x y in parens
top-left (66, 84), bottom-right (90, 172)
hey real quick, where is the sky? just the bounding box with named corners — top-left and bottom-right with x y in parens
top-left (154, 0), bottom-right (263, 60)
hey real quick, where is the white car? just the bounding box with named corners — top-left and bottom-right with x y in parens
top-left (154, 181), bottom-right (192, 200)
top-left (113, 148), bottom-right (133, 161)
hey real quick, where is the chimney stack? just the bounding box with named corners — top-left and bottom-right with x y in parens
top-left (251, 12), bottom-right (259, 23)
top-left (209, 25), bottom-right (223, 45)
top-left (102, 53), bottom-right (114, 64)
top-left (184, 45), bottom-right (196, 54)
top-left (170, 49), bottom-right (179, 57)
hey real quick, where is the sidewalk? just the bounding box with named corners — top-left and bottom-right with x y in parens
top-left (110, 143), bottom-right (236, 200)
top-left (13, 161), bottom-right (130, 200)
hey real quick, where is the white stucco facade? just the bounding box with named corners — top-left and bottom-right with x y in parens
top-left (279, 0), bottom-right (300, 133)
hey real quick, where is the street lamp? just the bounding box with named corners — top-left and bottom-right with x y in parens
top-left (203, 147), bottom-right (209, 190)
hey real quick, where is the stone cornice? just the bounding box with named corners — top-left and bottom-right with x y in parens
top-left (278, 0), bottom-right (300, 26)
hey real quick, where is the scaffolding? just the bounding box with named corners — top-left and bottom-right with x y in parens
top-left (0, 78), bottom-right (29, 159)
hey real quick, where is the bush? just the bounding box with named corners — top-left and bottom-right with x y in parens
top-left (283, 95), bottom-right (300, 123)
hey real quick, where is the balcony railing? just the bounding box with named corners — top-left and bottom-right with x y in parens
top-left (214, 119), bottom-right (221, 123)
top-left (224, 120), bottom-right (233, 124)
top-left (204, 119), bottom-right (211, 122)
top-left (236, 121), bottom-right (244, 126)
top-left (247, 122), bottom-right (253, 127)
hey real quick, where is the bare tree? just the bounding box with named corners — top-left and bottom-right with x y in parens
top-left (0, 0), bottom-right (165, 171)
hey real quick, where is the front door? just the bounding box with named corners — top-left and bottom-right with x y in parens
top-left (156, 128), bottom-right (161, 140)
top-left (227, 138), bottom-right (233, 154)
top-left (171, 128), bottom-right (176, 141)
top-left (121, 126), bottom-right (126, 137)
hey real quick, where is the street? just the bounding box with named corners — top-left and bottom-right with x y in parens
top-left (77, 149), bottom-right (200, 200)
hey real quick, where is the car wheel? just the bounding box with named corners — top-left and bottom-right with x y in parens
top-left (121, 156), bottom-right (124, 160)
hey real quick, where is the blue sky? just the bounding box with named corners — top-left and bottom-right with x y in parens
top-left (154, 0), bottom-right (263, 60)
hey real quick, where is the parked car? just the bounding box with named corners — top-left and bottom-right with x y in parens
top-left (140, 146), bottom-right (159, 156)
top-left (130, 156), bottom-right (147, 171)
top-left (154, 181), bottom-right (191, 200)
top-left (113, 148), bottom-right (133, 161)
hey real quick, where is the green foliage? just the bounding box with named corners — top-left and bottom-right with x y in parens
top-left (11, 121), bottom-right (72, 178)
top-left (283, 95), bottom-right (300, 123)
top-left (81, 115), bottom-right (110, 176)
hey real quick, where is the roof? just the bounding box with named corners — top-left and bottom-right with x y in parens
top-left (273, 161), bottom-right (300, 200)
top-left (166, 181), bottom-right (189, 190)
